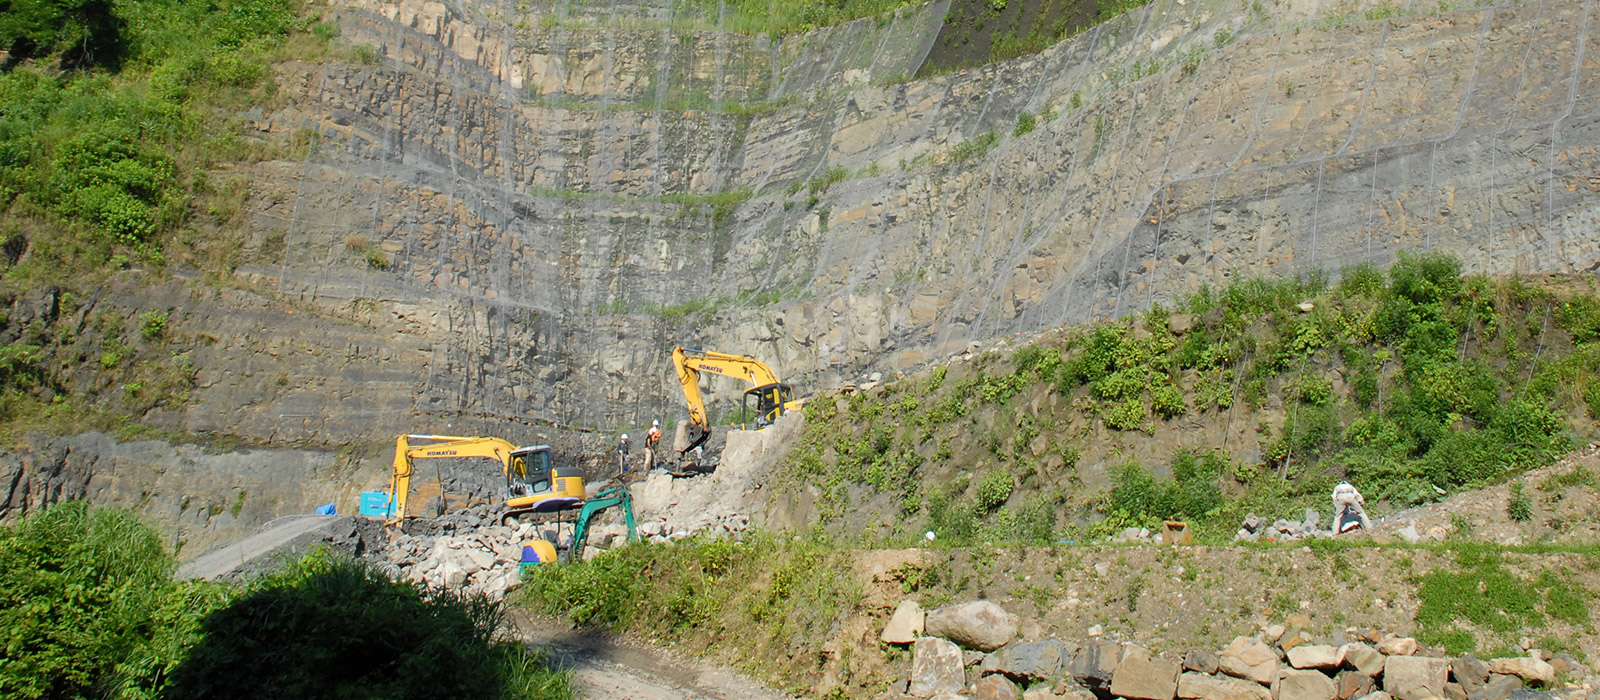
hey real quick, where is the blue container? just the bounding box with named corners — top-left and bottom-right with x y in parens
top-left (359, 491), bottom-right (394, 517)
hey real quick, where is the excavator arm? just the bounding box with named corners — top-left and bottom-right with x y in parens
top-left (387, 434), bottom-right (517, 525)
top-left (672, 346), bottom-right (801, 453)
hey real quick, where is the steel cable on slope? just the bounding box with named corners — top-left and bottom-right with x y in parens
top-left (953, 20), bottom-right (1107, 348)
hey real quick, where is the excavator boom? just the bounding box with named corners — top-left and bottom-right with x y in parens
top-left (672, 346), bottom-right (803, 453)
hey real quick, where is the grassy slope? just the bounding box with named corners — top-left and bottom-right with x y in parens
top-left (0, 0), bottom-right (356, 442)
top-left (773, 255), bottom-right (1600, 545)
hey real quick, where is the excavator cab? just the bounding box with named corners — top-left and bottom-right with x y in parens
top-left (507, 445), bottom-right (584, 517)
top-left (741, 382), bottom-right (795, 429)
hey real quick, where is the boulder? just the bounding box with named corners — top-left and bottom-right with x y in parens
top-left (1110, 646), bottom-right (1179, 700)
top-left (1276, 670), bottom-right (1337, 700)
top-left (1177, 672), bottom-right (1272, 700)
top-left (1377, 637), bottom-right (1418, 656)
top-left (1443, 682), bottom-right (1467, 700)
top-left (1354, 693), bottom-right (1392, 700)
top-left (981, 639), bottom-right (1071, 681)
top-left (440, 562), bottom-right (467, 587)
top-left (1485, 657), bottom-right (1553, 686)
top-left (1466, 675), bottom-right (1521, 700)
top-left (973, 675), bottom-right (1021, 700)
top-left (1022, 686), bottom-right (1056, 700)
top-left (459, 548), bottom-right (495, 573)
top-left (1341, 644), bottom-right (1384, 676)
top-left (1184, 650), bottom-right (1220, 675)
top-left (1452, 654), bottom-right (1490, 692)
top-left (1219, 636), bottom-right (1278, 685)
top-left (925, 601), bottom-right (1019, 652)
top-left (1069, 639), bottom-right (1123, 688)
top-left (1288, 645), bottom-right (1345, 670)
top-left (910, 637), bottom-right (966, 697)
top-left (1336, 671), bottom-right (1375, 700)
top-left (1384, 655), bottom-right (1450, 700)
top-left (882, 600), bottom-right (926, 644)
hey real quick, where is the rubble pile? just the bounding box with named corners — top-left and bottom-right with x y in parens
top-left (634, 502), bottom-right (752, 544)
top-left (1235, 510), bottom-right (1341, 543)
top-left (881, 600), bottom-right (1588, 700)
top-left (378, 522), bottom-right (527, 600)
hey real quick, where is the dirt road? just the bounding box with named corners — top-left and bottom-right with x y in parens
top-left (519, 616), bottom-right (793, 700)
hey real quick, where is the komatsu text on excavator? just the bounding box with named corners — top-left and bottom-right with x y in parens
top-left (672, 346), bottom-right (806, 453)
top-left (386, 434), bottom-right (585, 526)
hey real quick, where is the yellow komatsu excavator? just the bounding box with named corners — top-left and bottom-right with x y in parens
top-left (672, 346), bottom-right (805, 453)
top-left (386, 434), bottom-right (585, 526)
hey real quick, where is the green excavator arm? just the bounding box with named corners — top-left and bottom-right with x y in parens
top-left (567, 486), bottom-right (638, 560)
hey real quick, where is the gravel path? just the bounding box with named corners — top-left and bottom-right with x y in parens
top-left (518, 615), bottom-right (793, 700)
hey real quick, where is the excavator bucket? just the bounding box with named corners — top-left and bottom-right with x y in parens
top-left (682, 422), bottom-right (711, 453)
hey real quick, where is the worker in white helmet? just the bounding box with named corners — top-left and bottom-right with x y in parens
top-left (1332, 482), bottom-right (1371, 533)
top-left (645, 420), bottom-right (662, 470)
top-left (616, 433), bottom-right (630, 477)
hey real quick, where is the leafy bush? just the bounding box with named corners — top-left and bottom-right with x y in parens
top-left (520, 535), bottom-right (856, 690)
top-left (0, 501), bottom-right (207, 699)
top-left (0, 503), bottom-right (571, 700)
top-left (1105, 451), bottom-right (1224, 525)
top-left (976, 470), bottom-right (1013, 511)
top-left (139, 310), bottom-right (168, 340)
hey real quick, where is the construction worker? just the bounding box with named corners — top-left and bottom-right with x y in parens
top-left (1332, 482), bottom-right (1371, 533)
top-left (645, 420), bottom-right (662, 469)
top-left (617, 433), bottom-right (630, 476)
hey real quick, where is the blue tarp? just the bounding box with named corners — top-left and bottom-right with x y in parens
top-left (315, 503), bottom-right (337, 515)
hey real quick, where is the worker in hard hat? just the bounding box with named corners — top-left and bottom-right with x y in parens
top-left (616, 433), bottom-right (630, 477)
top-left (645, 420), bottom-right (662, 470)
top-left (1333, 482), bottom-right (1371, 533)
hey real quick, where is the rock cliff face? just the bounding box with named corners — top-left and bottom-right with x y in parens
top-left (0, 432), bottom-right (356, 552)
top-left (200, 0), bottom-right (1600, 445)
top-left (13, 0), bottom-right (1600, 534)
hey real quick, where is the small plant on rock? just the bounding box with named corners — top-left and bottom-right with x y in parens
top-left (1507, 481), bottom-right (1532, 522)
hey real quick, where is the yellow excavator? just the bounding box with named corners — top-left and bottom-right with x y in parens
top-left (386, 434), bottom-right (585, 526)
top-left (672, 346), bottom-right (805, 453)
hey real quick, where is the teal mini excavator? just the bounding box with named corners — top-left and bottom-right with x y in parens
top-left (562, 486), bottom-right (638, 563)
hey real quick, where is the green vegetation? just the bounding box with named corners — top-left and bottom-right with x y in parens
top-left (1414, 547), bottom-right (1590, 656)
top-left (949, 130), bottom-right (998, 163)
top-left (1507, 481), bottom-right (1532, 522)
top-left (779, 255), bottom-right (1600, 545)
top-left (1013, 111), bottom-right (1037, 137)
top-left (520, 533), bottom-right (858, 688)
top-left (0, 0), bottom-right (339, 284)
top-left (0, 502), bottom-right (571, 700)
top-left (0, 0), bottom-right (352, 439)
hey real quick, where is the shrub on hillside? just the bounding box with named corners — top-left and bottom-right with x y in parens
top-left (0, 502), bottom-right (571, 700)
top-left (0, 501), bottom-right (208, 700)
